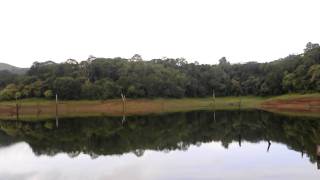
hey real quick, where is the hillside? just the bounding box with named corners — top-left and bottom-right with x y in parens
top-left (0, 63), bottom-right (28, 74)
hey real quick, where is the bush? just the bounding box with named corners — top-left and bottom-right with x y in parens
top-left (44, 90), bottom-right (53, 99)
top-left (0, 84), bottom-right (19, 100)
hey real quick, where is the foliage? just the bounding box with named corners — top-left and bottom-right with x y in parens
top-left (44, 90), bottom-right (53, 99)
top-left (0, 42), bottom-right (320, 100)
top-left (0, 84), bottom-right (19, 100)
top-left (54, 77), bottom-right (82, 100)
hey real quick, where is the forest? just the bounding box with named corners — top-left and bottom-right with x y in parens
top-left (0, 42), bottom-right (319, 100)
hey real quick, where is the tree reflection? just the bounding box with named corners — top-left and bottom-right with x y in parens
top-left (0, 110), bottom-right (319, 166)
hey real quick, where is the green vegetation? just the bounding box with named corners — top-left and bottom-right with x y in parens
top-left (264, 93), bottom-right (320, 101)
top-left (0, 43), bottom-right (320, 100)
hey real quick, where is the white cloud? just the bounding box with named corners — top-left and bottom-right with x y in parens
top-left (0, 0), bottom-right (319, 67)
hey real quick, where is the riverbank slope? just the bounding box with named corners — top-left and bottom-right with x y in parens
top-left (0, 94), bottom-right (319, 120)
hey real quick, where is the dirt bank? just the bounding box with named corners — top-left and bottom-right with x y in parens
top-left (260, 97), bottom-right (320, 114)
top-left (0, 95), bottom-right (319, 121)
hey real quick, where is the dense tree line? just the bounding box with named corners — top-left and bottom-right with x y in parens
top-left (0, 42), bottom-right (320, 100)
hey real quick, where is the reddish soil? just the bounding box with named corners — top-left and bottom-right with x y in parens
top-left (0, 99), bottom-right (171, 118)
top-left (260, 97), bottom-right (320, 113)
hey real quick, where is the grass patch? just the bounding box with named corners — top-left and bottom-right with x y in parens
top-left (0, 94), bottom-right (319, 121)
top-left (264, 93), bottom-right (320, 101)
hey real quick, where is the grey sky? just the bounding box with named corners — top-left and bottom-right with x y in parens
top-left (0, 0), bottom-right (319, 67)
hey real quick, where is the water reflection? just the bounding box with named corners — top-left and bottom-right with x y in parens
top-left (0, 110), bottom-right (319, 179)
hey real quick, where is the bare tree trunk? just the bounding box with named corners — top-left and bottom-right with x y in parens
top-left (212, 89), bottom-right (216, 122)
top-left (56, 94), bottom-right (59, 123)
top-left (121, 93), bottom-right (126, 113)
top-left (16, 99), bottom-right (19, 121)
top-left (121, 92), bottom-right (126, 124)
top-left (212, 89), bottom-right (216, 108)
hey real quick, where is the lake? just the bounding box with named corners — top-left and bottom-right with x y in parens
top-left (0, 110), bottom-right (319, 180)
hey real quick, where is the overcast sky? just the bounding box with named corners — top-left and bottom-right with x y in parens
top-left (0, 0), bottom-right (319, 67)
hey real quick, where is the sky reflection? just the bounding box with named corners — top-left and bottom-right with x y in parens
top-left (0, 141), bottom-right (318, 180)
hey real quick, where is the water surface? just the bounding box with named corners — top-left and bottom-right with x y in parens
top-left (0, 110), bottom-right (319, 180)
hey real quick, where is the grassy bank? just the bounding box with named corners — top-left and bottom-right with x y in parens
top-left (0, 93), bottom-right (319, 121)
top-left (0, 96), bottom-right (264, 121)
top-left (262, 93), bottom-right (320, 101)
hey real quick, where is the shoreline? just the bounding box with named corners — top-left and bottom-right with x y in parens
top-left (0, 94), bottom-right (319, 121)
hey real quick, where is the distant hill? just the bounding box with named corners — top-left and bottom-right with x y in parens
top-left (0, 63), bottom-right (28, 74)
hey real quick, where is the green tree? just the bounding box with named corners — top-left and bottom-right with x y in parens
top-left (0, 84), bottom-right (19, 100)
top-left (95, 79), bottom-right (121, 99)
top-left (282, 72), bottom-right (295, 92)
top-left (54, 77), bottom-right (81, 100)
top-left (304, 42), bottom-right (320, 52)
top-left (308, 65), bottom-right (320, 90)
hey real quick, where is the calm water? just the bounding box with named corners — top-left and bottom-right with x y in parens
top-left (0, 110), bottom-right (319, 180)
